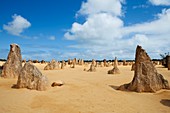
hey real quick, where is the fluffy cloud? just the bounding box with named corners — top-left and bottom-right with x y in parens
top-left (121, 9), bottom-right (170, 58)
top-left (64, 0), bottom-right (170, 59)
top-left (3, 14), bottom-right (31, 36)
top-left (124, 9), bottom-right (170, 55)
top-left (124, 9), bottom-right (170, 35)
top-left (65, 0), bottom-right (123, 46)
top-left (65, 13), bottom-right (123, 45)
top-left (149, 0), bottom-right (170, 6)
top-left (127, 34), bottom-right (149, 46)
top-left (78, 0), bottom-right (123, 16)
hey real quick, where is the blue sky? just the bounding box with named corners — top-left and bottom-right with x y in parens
top-left (0, 0), bottom-right (170, 61)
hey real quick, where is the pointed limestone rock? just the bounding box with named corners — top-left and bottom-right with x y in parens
top-left (108, 57), bottom-right (120, 74)
top-left (61, 60), bottom-right (65, 69)
top-left (117, 45), bottom-right (169, 92)
top-left (2, 44), bottom-right (22, 78)
top-left (87, 59), bottom-right (96, 72)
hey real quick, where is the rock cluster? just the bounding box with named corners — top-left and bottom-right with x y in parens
top-left (2, 44), bottom-right (49, 91)
top-left (44, 59), bottom-right (59, 70)
top-left (78, 59), bottom-right (84, 65)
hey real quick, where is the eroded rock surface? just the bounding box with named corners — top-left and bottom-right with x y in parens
top-left (2, 44), bottom-right (22, 78)
top-left (16, 63), bottom-right (48, 91)
top-left (118, 45), bottom-right (169, 92)
top-left (44, 59), bottom-right (59, 70)
top-left (108, 57), bottom-right (120, 74)
top-left (87, 59), bottom-right (96, 72)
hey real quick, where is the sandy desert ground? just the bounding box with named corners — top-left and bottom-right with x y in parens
top-left (0, 61), bottom-right (170, 113)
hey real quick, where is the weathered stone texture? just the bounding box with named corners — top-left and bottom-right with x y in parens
top-left (2, 44), bottom-right (22, 78)
top-left (118, 45), bottom-right (169, 92)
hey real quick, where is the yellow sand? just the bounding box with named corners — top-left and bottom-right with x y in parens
top-left (0, 61), bottom-right (170, 113)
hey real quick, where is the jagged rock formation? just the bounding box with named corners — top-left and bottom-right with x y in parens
top-left (71, 62), bottom-right (75, 68)
top-left (95, 62), bottom-right (98, 67)
top-left (103, 59), bottom-right (107, 67)
top-left (68, 59), bottom-right (72, 65)
top-left (61, 60), bottom-right (65, 69)
top-left (87, 64), bottom-right (96, 72)
top-left (33, 60), bottom-right (39, 63)
top-left (2, 44), bottom-right (22, 78)
top-left (22, 59), bottom-right (26, 63)
top-left (108, 57), bottom-right (120, 74)
top-left (44, 59), bottom-right (59, 70)
top-left (118, 62), bottom-right (123, 66)
top-left (100, 62), bottom-right (104, 67)
top-left (117, 45), bottom-right (169, 93)
top-left (41, 60), bottom-right (46, 64)
top-left (87, 59), bottom-right (96, 72)
top-left (123, 60), bottom-right (127, 66)
top-left (74, 58), bottom-right (78, 65)
top-left (28, 60), bottom-right (33, 63)
top-left (78, 59), bottom-right (84, 65)
top-left (107, 62), bottom-right (112, 67)
top-left (70, 59), bottom-right (76, 68)
top-left (15, 62), bottom-right (48, 91)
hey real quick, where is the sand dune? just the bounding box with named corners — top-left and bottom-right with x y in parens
top-left (0, 62), bottom-right (170, 113)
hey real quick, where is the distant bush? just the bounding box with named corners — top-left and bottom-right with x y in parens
top-left (160, 53), bottom-right (170, 67)
top-left (0, 59), bottom-right (6, 61)
top-left (160, 52), bottom-right (169, 59)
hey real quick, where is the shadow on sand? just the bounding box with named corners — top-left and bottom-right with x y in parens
top-left (11, 84), bottom-right (19, 89)
top-left (109, 85), bottom-right (119, 90)
top-left (160, 99), bottom-right (170, 107)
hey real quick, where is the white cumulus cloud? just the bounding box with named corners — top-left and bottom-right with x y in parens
top-left (3, 14), bottom-right (31, 36)
top-left (64, 0), bottom-right (170, 59)
top-left (78, 0), bottom-right (123, 16)
top-left (149, 0), bottom-right (170, 6)
top-left (124, 8), bottom-right (170, 35)
top-left (65, 13), bottom-right (123, 45)
top-left (127, 34), bottom-right (149, 46)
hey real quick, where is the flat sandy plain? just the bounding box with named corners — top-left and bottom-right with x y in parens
top-left (0, 61), bottom-right (170, 113)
